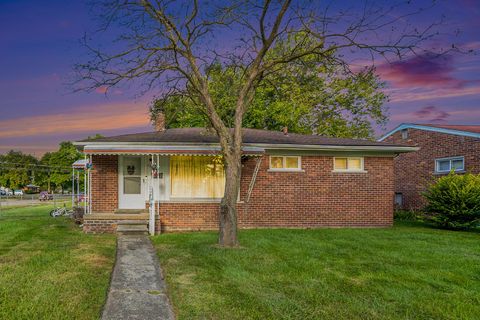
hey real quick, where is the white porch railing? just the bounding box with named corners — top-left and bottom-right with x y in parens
top-left (148, 154), bottom-right (161, 235)
top-left (148, 186), bottom-right (156, 235)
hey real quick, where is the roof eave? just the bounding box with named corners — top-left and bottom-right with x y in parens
top-left (379, 123), bottom-right (480, 141)
top-left (243, 143), bottom-right (417, 153)
top-left (78, 141), bottom-right (417, 154)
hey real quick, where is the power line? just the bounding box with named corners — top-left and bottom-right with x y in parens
top-left (0, 166), bottom-right (71, 173)
top-left (0, 162), bottom-right (72, 170)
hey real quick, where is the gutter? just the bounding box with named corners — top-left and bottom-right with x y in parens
top-left (75, 141), bottom-right (417, 154)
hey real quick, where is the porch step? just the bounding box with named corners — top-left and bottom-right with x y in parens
top-left (117, 221), bottom-right (149, 235)
top-left (117, 220), bottom-right (148, 225)
top-left (115, 209), bottom-right (148, 214)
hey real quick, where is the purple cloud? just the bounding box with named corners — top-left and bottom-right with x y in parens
top-left (413, 106), bottom-right (450, 122)
top-left (378, 54), bottom-right (465, 89)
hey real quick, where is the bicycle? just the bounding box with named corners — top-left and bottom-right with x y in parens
top-left (49, 204), bottom-right (74, 218)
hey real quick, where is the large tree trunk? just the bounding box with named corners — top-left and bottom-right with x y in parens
top-left (218, 153), bottom-right (242, 247)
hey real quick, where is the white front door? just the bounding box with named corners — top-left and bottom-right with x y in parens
top-left (119, 156), bottom-right (145, 209)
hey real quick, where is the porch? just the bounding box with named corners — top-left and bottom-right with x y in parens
top-left (82, 145), bottom-right (264, 235)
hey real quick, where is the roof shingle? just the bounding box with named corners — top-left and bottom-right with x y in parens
top-left (80, 128), bottom-right (407, 148)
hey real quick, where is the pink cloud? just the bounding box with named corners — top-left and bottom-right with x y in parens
top-left (388, 84), bottom-right (480, 103)
top-left (377, 54), bottom-right (465, 89)
top-left (390, 106), bottom-right (480, 125)
top-left (95, 86), bottom-right (108, 94)
top-left (95, 86), bottom-right (123, 95)
top-left (0, 101), bottom-right (151, 139)
top-left (413, 106), bottom-right (450, 122)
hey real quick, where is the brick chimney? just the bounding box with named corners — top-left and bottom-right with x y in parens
top-left (153, 112), bottom-right (165, 132)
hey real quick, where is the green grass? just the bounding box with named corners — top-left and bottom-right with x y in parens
top-left (0, 206), bottom-right (116, 320)
top-left (152, 222), bottom-right (480, 320)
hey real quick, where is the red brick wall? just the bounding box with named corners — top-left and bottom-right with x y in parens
top-left (83, 219), bottom-right (118, 233)
top-left (383, 128), bottom-right (480, 210)
top-left (91, 155), bottom-right (118, 212)
top-left (88, 154), bottom-right (394, 232)
top-left (154, 155), bottom-right (394, 232)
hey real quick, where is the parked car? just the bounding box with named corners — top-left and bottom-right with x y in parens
top-left (14, 190), bottom-right (24, 196)
top-left (5, 190), bottom-right (13, 196)
top-left (0, 190), bottom-right (5, 196)
top-left (39, 191), bottom-right (53, 201)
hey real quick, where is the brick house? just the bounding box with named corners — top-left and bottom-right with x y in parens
top-left (74, 123), bottom-right (415, 234)
top-left (380, 123), bottom-right (480, 210)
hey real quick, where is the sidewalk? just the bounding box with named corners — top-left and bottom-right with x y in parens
top-left (102, 236), bottom-right (175, 320)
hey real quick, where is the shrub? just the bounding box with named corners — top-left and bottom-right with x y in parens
top-left (423, 172), bottom-right (480, 229)
top-left (394, 210), bottom-right (422, 221)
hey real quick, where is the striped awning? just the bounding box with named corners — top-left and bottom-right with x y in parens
top-left (83, 145), bottom-right (265, 157)
top-left (72, 159), bottom-right (89, 169)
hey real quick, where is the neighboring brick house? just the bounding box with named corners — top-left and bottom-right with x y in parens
top-left (380, 123), bottom-right (480, 210)
top-left (74, 122), bottom-right (415, 234)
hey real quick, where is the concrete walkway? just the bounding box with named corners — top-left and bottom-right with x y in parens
top-left (102, 236), bottom-right (175, 320)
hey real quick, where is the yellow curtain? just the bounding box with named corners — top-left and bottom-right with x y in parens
top-left (170, 156), bottom-right (225, 198)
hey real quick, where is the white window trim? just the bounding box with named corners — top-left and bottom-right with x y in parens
top-left (268, 156), bottom-right (303, 172)
top-left (332, 157), bottom-right (366, 173)
top-left (435, 156), bottom-right (465, 173)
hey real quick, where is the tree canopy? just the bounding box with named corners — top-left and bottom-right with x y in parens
top-left (0, 151), bottom-right (39, 190)
top-left (151, 41), bottom-right (388, 139)
top-left (40, 142), bottom-right (82, 192)
top-left (0, 142), bottom-right (83, 192)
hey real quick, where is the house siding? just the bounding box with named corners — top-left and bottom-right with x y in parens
top-left (383, 128), bottom-right (480, 210)
top-left (88, 154), bottom-right (394, 233)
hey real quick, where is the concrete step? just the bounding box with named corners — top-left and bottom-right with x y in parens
top-left (115, 209), bottom-right (148, 214)
top-left (117, 223), bottom-right (149, 236)
top-left (117, 220), bottom-right (149, 225)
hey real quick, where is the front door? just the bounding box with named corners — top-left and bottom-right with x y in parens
top-left (119, 156), bottom-right (145, 209)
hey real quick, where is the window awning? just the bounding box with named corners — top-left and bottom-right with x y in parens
top-left (72, 159), bottom-right (89, 169)
top-left (83, 145), bottom-right (265, 157)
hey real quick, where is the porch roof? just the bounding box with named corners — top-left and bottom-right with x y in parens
top-left (82, 145), bottom-right (265, 156)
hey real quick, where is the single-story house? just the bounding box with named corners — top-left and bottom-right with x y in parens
top-left (74, 121), bottom-right (416, 234)
top-left (380, 123), bottom-right (480, 210)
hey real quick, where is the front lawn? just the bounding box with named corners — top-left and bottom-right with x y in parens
top-left (0, 206), bottom-right (116, 319)
top-left (153, 223), bottom-right (480, 320)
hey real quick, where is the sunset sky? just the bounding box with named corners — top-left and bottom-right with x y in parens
top-left (1, 0), bottom-right (479, 156)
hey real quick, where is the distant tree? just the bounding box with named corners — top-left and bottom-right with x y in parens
top-left (87, 134), bottom-right (105, 140)
top-left (0, 151), bottom-right (39, 189)
top-left (38, 152), bottom-right (54, 192)
top-left (42, 142), bottom-right (82, 193)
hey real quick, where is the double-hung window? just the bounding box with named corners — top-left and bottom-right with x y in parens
top-left (435, 157), bottom-right (464, 173)
top-left (333, 157), bottom-right (364, 172)
top-left (269, 156), bottom-right (301, 171)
